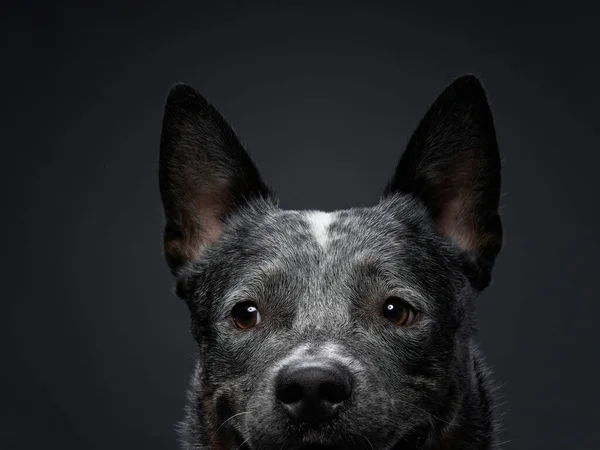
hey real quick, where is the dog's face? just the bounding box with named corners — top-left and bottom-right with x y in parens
top-left (159, 76), bottom-right (502, 450)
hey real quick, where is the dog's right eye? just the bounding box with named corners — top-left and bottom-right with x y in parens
top-left (231, 301), bottom-right (261, 329)
top-left (382, 296), bottom-right (417, 327)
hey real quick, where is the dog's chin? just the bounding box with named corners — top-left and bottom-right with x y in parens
top-left (234, 424), bottom-right (429, 450)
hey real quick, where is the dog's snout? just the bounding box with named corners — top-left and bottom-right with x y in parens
top-left (275, 360), bottom-right (353, 425)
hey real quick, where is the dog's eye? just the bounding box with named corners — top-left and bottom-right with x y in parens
top-left (231, 301), bottom-right (261, 329)
top-left (382, 297), bottom-right (417, 326)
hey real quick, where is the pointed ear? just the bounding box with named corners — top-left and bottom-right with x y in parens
top-left (159, 83), bottom-right (274, 276)
top-left (384, 75), bottom-right (502, 289)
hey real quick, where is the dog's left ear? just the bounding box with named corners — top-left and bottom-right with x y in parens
top-left (384, 75), bottom-right (502, 289)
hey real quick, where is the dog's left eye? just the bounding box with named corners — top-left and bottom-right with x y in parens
top-left (231, 301), bottom-right (261, 329)
top-left (382, 297), bottom-right (417, 327)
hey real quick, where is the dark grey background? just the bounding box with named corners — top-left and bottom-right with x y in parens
top-left (2, 1), bottom-right (599, 449)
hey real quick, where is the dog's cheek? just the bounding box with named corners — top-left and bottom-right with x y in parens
top-left (209, 440), bottom-right (229, 450)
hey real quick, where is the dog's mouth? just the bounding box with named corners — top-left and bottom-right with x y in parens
top-left (234, 425), bottom-right (429, 450)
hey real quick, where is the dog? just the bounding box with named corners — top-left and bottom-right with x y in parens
top-left (158, 75), bottom-right (504, 450)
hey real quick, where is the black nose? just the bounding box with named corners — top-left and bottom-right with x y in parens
top-left (275, 360), bottom-right (353, 424)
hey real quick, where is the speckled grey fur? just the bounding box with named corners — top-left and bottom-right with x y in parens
top-left (159, 75), bottom-right (505, 450)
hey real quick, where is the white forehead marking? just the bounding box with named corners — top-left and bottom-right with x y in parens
top-left (307, 211), bottom-right (334, 249)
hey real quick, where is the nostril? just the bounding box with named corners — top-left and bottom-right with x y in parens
top-left (276, 381), bottom-right (303, 404)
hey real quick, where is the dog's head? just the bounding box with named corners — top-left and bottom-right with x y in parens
top-left (159, 76), bottom-right (502, 450)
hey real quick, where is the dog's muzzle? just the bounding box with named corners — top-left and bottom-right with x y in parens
top-left (236, 357), bottom-right (430, 449)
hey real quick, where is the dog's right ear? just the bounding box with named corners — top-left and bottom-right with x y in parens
top-left (159, 84), bottom-right (274, 276)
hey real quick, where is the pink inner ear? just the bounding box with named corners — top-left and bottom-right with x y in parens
top-left (195, 203), bottom-right (224, 246)
top-left (430, 153), bottom-right (490, 254)
top-left (164, 184), bottom-right (228, 268)
top-left (188, 186), bottom-right (228, 249)
top-left (437, 188), bottom-right (500, 258)
top-left (437, 194), bottom-right (479, 253)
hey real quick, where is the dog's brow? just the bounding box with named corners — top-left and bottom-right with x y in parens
top-left (348, 251), bottom-right (433, 308)
top-left (219, 261), bottom-right (294, 306)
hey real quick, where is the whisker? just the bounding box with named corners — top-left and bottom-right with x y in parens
top-left (235, 437), bottom-right (250, 450)
top-left (209, 411), bottom-right (250, 445)
top-left (357, 432), bottom-right (375, 450)
top-left (392, 397), bottom-right (456, 428)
